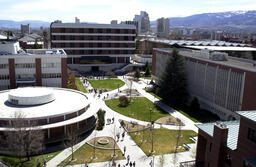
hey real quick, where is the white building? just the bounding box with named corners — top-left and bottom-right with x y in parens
top-left (133, 11), bottom-right (150, 34)
top-left (0, 42), bottom-right (68, 90)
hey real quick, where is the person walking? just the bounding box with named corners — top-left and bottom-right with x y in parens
top-left (129, 161), bottom-right (132, 167)
top-left (123, 146), bottom-right (126, 156)
top-left (112, 117), bottom-right (115, 124)
top-left (133, 161), bottom-right (135, 167)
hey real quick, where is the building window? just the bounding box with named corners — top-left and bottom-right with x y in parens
top-left (243, 161), bottom-right (249, 167)
top-left (248, 128), bottom-right (256, 143)
top-left (209, 143), bottom-right (212, 152)
top-left (0, 75), bottom-right (9, 80)
top-left (15, 63), bottom-right (35, 68)
top-left (10, 99), bottom-right (18, 105)
top-left (225, 154), bottom-right (232, 166)
top-left (0, 64), bottom-right (8, 69)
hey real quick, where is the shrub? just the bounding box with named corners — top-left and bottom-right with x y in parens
top-left (119, 96), bottom-right (129, 107)
top-left (96, 109), bottom-right (105, 130)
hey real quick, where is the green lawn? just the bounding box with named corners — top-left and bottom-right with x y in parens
top-left (129, 128), bottom-right (197, 156)
top-left (141, 76), bottom-right (152, 80)
top-left (75, 78), bottom-right (87, 93)
top-left (59, 144), bottom-right (124, 166)
top-left (105, 97), bottom-right (170, 122)
top-left (89, 79), bottom-right (125, 90)
top-left (0, 151), bottom-right (61, 167)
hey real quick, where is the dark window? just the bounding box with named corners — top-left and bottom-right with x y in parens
top-left (99, 29), bottom-right (103, 33)
top-left (116, 29), bottom-right (120, 33)
top-left (248, 128), bottom-right (256, 143)
top-left (80, 36), bottom-right (84, 40)
top-left (209, 143), bottom-right (212, 152)
top-left (61, 28), bottom-right (65, 33)
top-left (124, 29), bottom-right (128, 34)
top-left (80, 43), bottom-right (84, 47)
top-left (225, 154), bottom-right (232, 166)
top-left (124, 36), bottom-right (128, 40)
top-left (79, 28), bottom-right (84, 33)
top-left (89, 29), bottom-right (93, 33)
top-left (61, 36), bottom-right (65, 40)
top-left (70, 43), bottom-right (74, 47)
top-left (107, 29), bottom-right (111, 33)
top-left (243, 160), bottom-right (249, 167)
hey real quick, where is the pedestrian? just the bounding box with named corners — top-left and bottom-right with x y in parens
top-left (116, 133), bottom-right (120, 142)
top-left (122, 131), bottom-right (125, 137)
top-left (127, 155), bottom-right (130, 163)
top-left (112, 117), bottom-right (115, 123)
top-left (43, 159), bottom-right (46, 166)
top-left (133, 161), bottom-right (135, 167)
top-left (123, 146), bottom-right (126, 156)
top-left (129, 161), bottom-right (132, 167)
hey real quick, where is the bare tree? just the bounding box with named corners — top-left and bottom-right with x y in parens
top-left (172, 118), bottom-right (182, 166)
top-left (4, 112), bottom-right (44, 161)
top-left (65, 124), bottom-right (80, 161)
top-left (158, 154), bottom-right (166, 167)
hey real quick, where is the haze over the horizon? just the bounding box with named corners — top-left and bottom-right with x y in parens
top-left (0, 0), bottom-right (255, 23)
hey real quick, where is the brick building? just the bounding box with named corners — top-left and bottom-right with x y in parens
top-left (195, 110), bottom-right (256, 167)
top-left (50, 22), bottom-right (136, 72)
top-left (0, 42), bottom-right (67, 90)
top-left (152, 48), bottom-right (256, 120)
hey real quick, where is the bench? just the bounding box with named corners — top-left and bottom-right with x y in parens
top-left (189, 136), bottom-right (197, 142)
top-left (183, 143), bottom-right (191, 151)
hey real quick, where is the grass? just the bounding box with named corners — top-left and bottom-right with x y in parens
top-left (0, 150), bottom-right (61, 167)
top-left (75, 78), bottom-right (87, 93)
top-left (105, 97), bottom-right (170, 122)
top-left (59, 144), bottom-right (124, 166)
top-left (89, 79), bottom-right (125, 90)
top-left (129, 128), bottom-right (197, 156)
top-left (141, 76), bottom-right (152, 80)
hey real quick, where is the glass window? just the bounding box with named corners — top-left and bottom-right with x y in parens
top-left (248, 128), bottom-right (256, 143)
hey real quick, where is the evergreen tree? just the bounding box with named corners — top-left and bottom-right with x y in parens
top-left (144, 61), bottom-right (151, 77)
top-left (34, 39), bottom-right (40, 49)
top-left (134, 68), bottom-right (141, 80)
top-left (157, 48), bottom-right (189, 107)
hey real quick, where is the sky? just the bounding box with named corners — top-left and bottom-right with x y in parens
top-left (0, 0), bottom-right (255, 23)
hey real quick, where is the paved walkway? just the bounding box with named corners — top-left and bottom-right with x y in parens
top-left (47, 76), bottom-right (198, 167)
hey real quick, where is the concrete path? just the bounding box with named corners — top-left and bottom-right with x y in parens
top-left (47, 76), bottom-right (198, 167)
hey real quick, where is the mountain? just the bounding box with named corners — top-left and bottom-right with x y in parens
top-left (151, 10), bottom-right (256, 32)
top-left (0, 20), bottom-right (50, 29)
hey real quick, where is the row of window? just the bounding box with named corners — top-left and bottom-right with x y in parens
top-left (52, 43), bottom-right (135, 48)
top-left (42, 63), bottom-right (61, 68)
top-left (52, 35), bottom-right (135, 41)
top-left (51, 28), bottom-right (136, 34)
top-left (15, 63), bottom-right (35, 68)
top-left (0, 75), bottom-right (9, 80)
top-left (65, 50), bottom-right (134, 55)
top-left (42, 73), bottom-right (61, 78)
top-left (0, 64), bottom-right (8, 69)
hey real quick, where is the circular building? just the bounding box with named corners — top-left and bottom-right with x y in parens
top-left (0, 87), bottom-right (97, 155)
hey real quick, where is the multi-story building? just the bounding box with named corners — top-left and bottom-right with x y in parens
top-left (120, 21), bottom-right (138, 33)
top-left (152, 48), bottom-right (256, 120)
top-left (133, 11), bottom-right (150, 34)
top-left (21, 24), bottom-right (30, 35)
top-left (156, 17), bottom-right (170, 37)
top-left (50, 22), bottom-right (136, 72)
top-left (0, 42), bottom-right (67, 90)
top-left (194, 110), bottom-right (256, 167)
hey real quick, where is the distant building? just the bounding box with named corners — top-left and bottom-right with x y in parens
top-left (50, 22), bottom-right (136, 72)
top-left (75, 17), bottom-right (80, 24)
top-left (194, 110), bottom-right (256, 167)
top-left (111, 20), bottom-right (118, 24)
top-left (152, 48), bottom-right (256, 120)
top-left (120, 20), bottom-right (138, 33)
top-left (18, 33), bottom-right (44, 49)
top-left (0, 42), bottom-right (67, 90)
top-left (133, 11), bottom-right (150, 34)
top-left (21, 24), bottom-right (30, 35)
top-left (156, 17), bottom-right (169, 37)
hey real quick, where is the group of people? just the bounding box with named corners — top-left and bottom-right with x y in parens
top-left (107, 117), bottom-right (115, 125)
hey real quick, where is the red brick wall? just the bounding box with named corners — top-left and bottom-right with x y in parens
top-left (241, 71), bottom-right (256, 110)
top-left (61, 58), bottom-right (68, 88)
top-left (8, 59), bottom-right (16, 89)
top-left (35, 58), bottom-right (42, 86)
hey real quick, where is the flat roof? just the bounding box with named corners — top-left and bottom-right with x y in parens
top-left (144, 38), bottom-right (250, 47)
top-left (237, 111), bottom-right (256, 122)
top-left (154, 48), bottom-right (256, 72)
top-left (51, 23), bottom-right (136, 29)
top-left (185, 45), bottom-right (256, 52)
top-left (0, 88), bottom-right (89, 119)
top-left (196, 121), bottom-right (240, 150)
